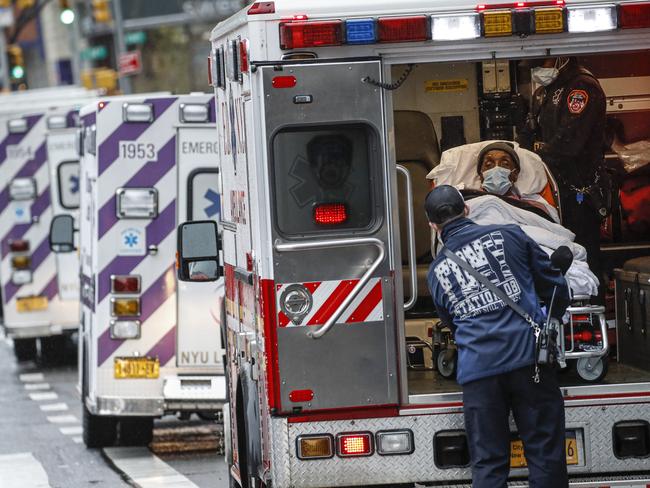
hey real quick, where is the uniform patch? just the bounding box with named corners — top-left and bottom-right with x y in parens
top-left (567, 89), bottom-right (589, 114)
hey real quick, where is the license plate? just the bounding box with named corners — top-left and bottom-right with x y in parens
top-left (510, 431), bottom-right (580, 468)
top-left (114, 357), bottom-right (160, 379)
top-left (16, 296), bottom-right (48, 312)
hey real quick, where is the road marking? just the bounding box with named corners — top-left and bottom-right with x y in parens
top-left (0, 452), bottom-right (51, 487)
top-left (40, 403), bottom-right (69, 412)
top-left (25, 383), bottom-right (50, 391)
top-left (29, 392), bottom-right (58, 401)
top-left (72, 436), bottom-right (83, 444)
top-left (19, 373), bottom-right (44, 383)
top-left (59, 426), bottom-right (83, 436)
top-left (103, 447), bottom-right (200, 488)
top-left (46, 414), bottom-right (78, 424)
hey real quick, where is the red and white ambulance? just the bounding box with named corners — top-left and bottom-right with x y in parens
top-left (177, 1), bottom-right (650, 486)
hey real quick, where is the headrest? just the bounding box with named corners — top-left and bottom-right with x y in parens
top-left (426, 140), bottom-right (548, 195)
top-left (394, 110), bottom-right (440, 170)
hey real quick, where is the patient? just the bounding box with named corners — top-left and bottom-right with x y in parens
top-left (476, 141), bottom-right (557, 220)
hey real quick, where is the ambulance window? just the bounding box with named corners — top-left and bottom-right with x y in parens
top-left (188, 168), bottom-right (220, 221)
top-left (57, 161), bottom-right (80, 209)
top-left (271, 124), bottom-right (379, 236)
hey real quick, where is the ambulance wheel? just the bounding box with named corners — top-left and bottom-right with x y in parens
top-left (437, 347), bottom-right (457, 379)
top-left (13, 338), bottom-right (36, 362)
top-left (119, 417), bottom-right (154, 446)
top-left (40, 335), bottom-right (66, 364)
top-left (576, 356), bottom-right (608, 383)
top-left (83, 404), bottom-right (117, 447)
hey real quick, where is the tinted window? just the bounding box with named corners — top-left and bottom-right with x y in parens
top-left (188, 169), bottom-right (220, 221)
top-left (272, 124), bottom-right (379, 236)
top-left (57, 161), bottom-right (80, 209)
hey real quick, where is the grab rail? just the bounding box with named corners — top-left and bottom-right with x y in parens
top-left (397, 165), bottom-right (418, 311)
top-left (274, 237), bottom-right (385, 339)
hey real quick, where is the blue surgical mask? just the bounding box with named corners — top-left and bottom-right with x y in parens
top-left (482, 166), bottom-right (513, 195)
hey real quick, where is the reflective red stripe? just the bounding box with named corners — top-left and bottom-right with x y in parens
top-left (261, 279), bottom-right (281, 410)
top-left (308, 280), bottom-right (358, 326)
top-left (346, 281), bottom-right (382, 323)
top-left (278, 310), bottom-right (290, 327)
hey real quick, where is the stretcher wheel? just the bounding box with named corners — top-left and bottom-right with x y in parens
top-left (13, 338), bottom-right (36, 362)
top-left (437, 347), bottom-right (457, 379)
top-left (576, 356), bottom-right (609, 383)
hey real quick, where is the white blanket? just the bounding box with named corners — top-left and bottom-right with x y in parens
top-left (466, 195), bottom-right (599, 297)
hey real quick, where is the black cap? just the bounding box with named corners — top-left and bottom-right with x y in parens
top-left (477, 141), bottom-right (520, 175)
top-left (425, 185), bottom-right (466, 225)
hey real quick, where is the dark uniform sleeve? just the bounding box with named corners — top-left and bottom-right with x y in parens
top-left (428, 266), bottom-right (457, 333)
top-left (519, 228), bottom-right (570, 319)
top-left (537, 78), bottom-right (606, 164)
top-left (515, 88), bottom-right (544, 151)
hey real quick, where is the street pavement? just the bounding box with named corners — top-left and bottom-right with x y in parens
top-left (0, 332), bottom-right (229, 487)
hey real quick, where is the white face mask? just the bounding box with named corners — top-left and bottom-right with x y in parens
top-left (531, 67), bottom-right (559, 87)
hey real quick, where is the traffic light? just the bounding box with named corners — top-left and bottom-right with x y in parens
top-left (8, 45), bottom-right (25, 81)
top-left (92, 0), bottom-right (112, 24)
top-left (59, 0), bottom-right (75, 24)
top-left (16, 0), bottom-right (35, 9)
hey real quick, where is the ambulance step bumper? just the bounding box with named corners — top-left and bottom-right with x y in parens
top-left (5, 322), bottom-right (78, 339)
top-left (162, 376), bottom-right (226, 411)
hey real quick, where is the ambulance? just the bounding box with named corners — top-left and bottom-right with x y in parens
top-left (50, 93), bottom-right (227, 447)
top-left (0, 92), bottom-right (98, 362)
top-left (176, 1), bottom-right (650, 486)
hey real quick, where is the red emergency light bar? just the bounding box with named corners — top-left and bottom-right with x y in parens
top-left (248, 1), bottom-right (275, 15)
top-left (378, 16), bottom-right (429, 43)
top-left (477, 0), bottom-right (563, 10)
top-left (280, 20), bottom-right (343, 49)
top-left (314, 203), bottom-right (348, 225)
top-left (619, 2), bottom-right (650, 29)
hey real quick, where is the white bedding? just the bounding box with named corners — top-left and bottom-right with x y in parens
top-left (466, 195), bottom-right (599, 297)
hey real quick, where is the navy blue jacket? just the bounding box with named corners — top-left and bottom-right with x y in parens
top-left (428, 217), bottom-right (570, 385)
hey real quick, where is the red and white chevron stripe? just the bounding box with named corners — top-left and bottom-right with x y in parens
top-left (276, 277), bottom-right (384, 328)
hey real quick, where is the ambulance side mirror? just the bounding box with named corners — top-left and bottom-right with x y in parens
top-left (177, 220), bottom-right (222, 282)
top-left (49, 214), bottom-right (75, 253)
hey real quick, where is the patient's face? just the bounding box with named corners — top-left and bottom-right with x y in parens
top-left (479, 150), bottom-right (519, 183)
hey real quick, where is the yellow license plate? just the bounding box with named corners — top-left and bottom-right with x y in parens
top-left (510, 432), bottom-right (579, 468)
top-left (16, 296), bottom-right (48, 312)
top-left (114, 357), bottom-right (160, 379)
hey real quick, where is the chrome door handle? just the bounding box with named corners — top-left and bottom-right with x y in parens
top-left (397, 165), bottom-right (417, 311)
top-left (275, 237), bottom-right (386, 339)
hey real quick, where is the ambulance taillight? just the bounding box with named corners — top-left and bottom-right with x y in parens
top-left (111, 297), bottom-right (141, 317)
top-left (279, 20), bottom-right (343, 49)
top-left (296, 435), bottom-right (334, 460)
top-left (566, 5), bottom-right (617, 33)
top-left (313, 203), bottom-right (347, 225)
top-left (9, 239), bottom-right (29, 253)
top-left (619, 2), bottom-right (650, 29)
top-left (11, 255), bottom-right (30, 270)
top-left (377, 16), bottom-right (429, 43)
top-left (111, 275), bottom-right (141, 294)
top-left (337, 432), bottom-right (374, 457)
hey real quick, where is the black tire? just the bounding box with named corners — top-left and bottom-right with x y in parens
top-left (119, 417), bottom-right (154, 446)
top-left (437, 347), bottom-right (457, 379)
top-left (40, 335), bottom-right (66, 365)
top-left (13, 338), bottom-right (36, 361)
top-left (576, 356), bottom-right (609, 383)
top-left (83, 404), bottom-right (117, 448)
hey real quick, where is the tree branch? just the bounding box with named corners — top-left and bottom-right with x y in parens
top-left (9, 0), bottom-right (56, 45)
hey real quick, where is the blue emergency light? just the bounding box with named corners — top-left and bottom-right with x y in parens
top-left (345, 18), bottom-right (377, 44)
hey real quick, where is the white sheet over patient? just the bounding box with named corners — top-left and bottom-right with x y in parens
top-left (466, 195), bottom-right (599, 297)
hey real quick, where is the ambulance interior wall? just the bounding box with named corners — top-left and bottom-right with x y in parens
top-left (391, 62), bottom-right (481, 146)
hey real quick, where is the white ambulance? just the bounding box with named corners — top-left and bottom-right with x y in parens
top-left (50, 93), bottom-right (227, 447)
top-left (0, 93), bottom-right (97, 362)
top-left (176, 1), bottom-right (650, 487)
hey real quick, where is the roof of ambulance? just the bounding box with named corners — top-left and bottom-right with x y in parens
top-left (214, 0), bottom-right (605, 36)
top-left (78, 91), bottom-right (174, 117)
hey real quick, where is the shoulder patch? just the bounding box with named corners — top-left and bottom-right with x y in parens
top-left (567, 89), bottom-right (589, 114)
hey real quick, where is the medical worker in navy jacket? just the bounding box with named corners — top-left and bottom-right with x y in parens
top-left (426, 185), bottom-right (570, 488)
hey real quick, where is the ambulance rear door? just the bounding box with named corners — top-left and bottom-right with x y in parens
top-left (260, 59), bottom-right (399, 412)
top-left (176, 124), bottom-right (224, 373)
top-left (46, 125), bottom-right (81, 304)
